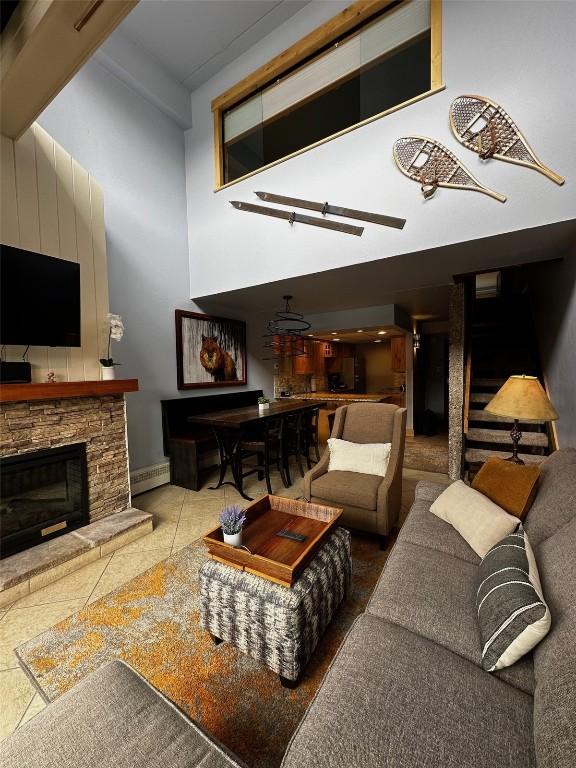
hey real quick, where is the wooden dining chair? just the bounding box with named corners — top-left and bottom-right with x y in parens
top-left (237, 417), bottom-right (289, 494)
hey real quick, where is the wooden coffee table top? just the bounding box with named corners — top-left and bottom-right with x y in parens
top-left (203, 495), bottom-right (342, 586)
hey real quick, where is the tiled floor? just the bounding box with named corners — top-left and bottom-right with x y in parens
top-left (0, 464), bottom-right (448, 743)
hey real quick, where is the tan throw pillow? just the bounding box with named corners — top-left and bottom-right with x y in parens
top-left (472, 458), bottom-right (540, 520)
top-left (327, 438), bottom-right (391, 477)
top-left (430, 480), bottom-right (519, 557)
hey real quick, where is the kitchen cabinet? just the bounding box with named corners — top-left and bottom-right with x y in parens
top-left (325, 343), bottom-right (354, 373)
top-left (321, 342), bottom-right (337, 358)
top-left (391, 336), bottom-right (406, 372)
top-left (313, 342), bottom-right (325, 376)
top-left (292, 340), bottom-right (314, 374)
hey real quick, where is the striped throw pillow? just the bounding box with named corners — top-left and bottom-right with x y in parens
top-left (476, 525), bottom-right (551, 671)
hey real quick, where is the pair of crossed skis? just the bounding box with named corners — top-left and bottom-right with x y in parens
top-left (230, 192), bottom-right (406, 237)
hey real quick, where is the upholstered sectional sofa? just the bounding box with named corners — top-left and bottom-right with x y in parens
top-left (2, 449), bottom-right (575, 768)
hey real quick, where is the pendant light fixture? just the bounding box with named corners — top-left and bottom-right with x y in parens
top-left (263, 295), bottom-right (311, 359)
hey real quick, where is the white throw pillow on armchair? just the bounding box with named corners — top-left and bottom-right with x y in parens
top-left (327, 438), bottom-right (391, 477)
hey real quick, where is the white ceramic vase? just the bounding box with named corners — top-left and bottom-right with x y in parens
top-left (101, 366), bottom-right (115, 381)
top-left (223, 531), bottom-right (242, 547)
top-left (258, 403), bottom-right (270, 413)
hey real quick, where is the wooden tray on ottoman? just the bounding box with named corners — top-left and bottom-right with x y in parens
top-left (203, 495), bottom-right (343, 586)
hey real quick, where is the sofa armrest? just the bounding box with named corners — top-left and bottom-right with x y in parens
top-left (0, 660), bottom-right (247, 768)
top-left (414, 480), bottom-right (451, 504)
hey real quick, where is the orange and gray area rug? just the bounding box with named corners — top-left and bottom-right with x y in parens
top-left (16, 535), bottom-right (388, 768)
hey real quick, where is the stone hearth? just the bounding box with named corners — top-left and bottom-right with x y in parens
top-left (0, 381), bottom-right (152, 607)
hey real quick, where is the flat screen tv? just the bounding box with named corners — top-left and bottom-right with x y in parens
top-left (0, 245), bottom-right (81, 347)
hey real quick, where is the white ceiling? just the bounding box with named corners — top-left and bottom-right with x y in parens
top-left (119, 0), bottom-right (310, 91)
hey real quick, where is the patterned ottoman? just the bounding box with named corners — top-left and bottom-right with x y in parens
top-left (199, 527), bottom-right (351, 687)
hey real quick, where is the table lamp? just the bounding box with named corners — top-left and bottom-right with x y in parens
top-left (484, 375), bottom-right (558, 464)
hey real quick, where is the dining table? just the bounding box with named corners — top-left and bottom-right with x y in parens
top-left (188, 399), bottom-right (326, 500)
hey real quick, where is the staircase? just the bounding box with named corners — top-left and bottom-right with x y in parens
top-left (463, 272), bottom-right (553, 477)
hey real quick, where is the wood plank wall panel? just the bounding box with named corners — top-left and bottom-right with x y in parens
top-left (54, 139), bottom-right (79, 380)
top-left (34, 124), bottom-right (68, 380)
top-left (0, 136), bottom-right (19, 246)
top-left (0, 123), bottom-right (109, 382)
top-left (72, 159), bottom-right (99, 380)
top-left (90, 180), bottom-right (110, 365)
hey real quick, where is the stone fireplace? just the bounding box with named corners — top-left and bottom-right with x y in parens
top-left (0, 380), bottom-right (152, 607)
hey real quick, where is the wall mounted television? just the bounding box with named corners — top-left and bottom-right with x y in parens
top-left (0, 244), bottom-right (81, 347)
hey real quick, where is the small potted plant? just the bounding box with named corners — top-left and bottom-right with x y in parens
top-left (100, 313), bottom-right (124, 380)
top-left (219, 505), bottom-right (247, 547)
top-left (258, 396), bottom-right (270, 413)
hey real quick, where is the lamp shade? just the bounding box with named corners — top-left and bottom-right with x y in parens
top-left (485, 375), bottom-right (559, 421)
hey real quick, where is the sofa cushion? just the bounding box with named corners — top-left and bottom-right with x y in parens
top-left (472, 457), bottom-right (541, 519)
top-left (532, 606), bottom-right (576, 768)
top-left (367, 540), bottom-right (534, 694)
top-left (430, 480), bottom-right (519, 557)
top-left (523, 448), bottom-right (576, 545)
top-left (281, 614), bottom-right (536, 768)
top-left (535, 514), bottom-right (576, 615)
top-left (531, 514), bottom-right (576, 768)
top-left (310, 470), bottom-right (382, 510)
top-left (477, 526), bottom-right (550, 672)
top-left (398, 487), bottom-right (481, 565)
top-left (0, 660), bottom-right (246, 768)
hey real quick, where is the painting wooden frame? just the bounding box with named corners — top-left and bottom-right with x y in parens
top-left (175, 310), bottom-right (247, 390)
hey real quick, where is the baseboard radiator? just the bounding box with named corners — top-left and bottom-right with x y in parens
top-left (130, 451), bottom-right (220, 497)
top-left (130, 462), bottom-right (170, 496)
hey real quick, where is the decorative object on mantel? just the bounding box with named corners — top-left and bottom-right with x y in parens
top-left (263, 295), bottom-right (311, 359)
top-left (393, 136), bottom-right (507, 202)
top-left (449, 95), bottom-right (565, 185)
top-left (230, 201), bottom-right (364, 236)
top-left (255, 191), bottom-right (406, 230)
top-left (258, 396), bottom-right (270, 412)
top-left (99, 313), bottom-right (124, 380)
top-left (45, 371), bottom-right (56, 383)
top-left (175, 310), bottom-right (246, 390)
top-left (484, 375), bottom-right (558, 464)
top-left (219, 504), bottom-right (247, 547)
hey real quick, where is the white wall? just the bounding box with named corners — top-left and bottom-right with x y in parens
top-left (529, 252), bottom-right (576, 449)
top-left (38, 59), bottom-right (273, 472)
top-left (185, 0), bottom-right (576, 299)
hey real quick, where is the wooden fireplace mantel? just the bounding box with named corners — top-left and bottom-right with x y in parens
top-left (0, 379), bottom-right (139, 404)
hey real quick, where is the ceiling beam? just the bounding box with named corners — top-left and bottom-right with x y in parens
top-left (1, 0), bottom-right (139, 139)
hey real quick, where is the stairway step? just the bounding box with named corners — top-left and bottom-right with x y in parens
top-left (465, 448), bottom-right (547, 466)
top-left (470, 392), bottom-right (494, 404)
top-left (467, 428), bottom-right (548, 447)
top-left (471, 378), bottom-right (507, 388)
top-left (468, 410), bottom-right (546, 426)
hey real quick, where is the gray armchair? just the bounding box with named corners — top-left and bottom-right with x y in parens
top-left (303, 403), bottom-right (407, 547)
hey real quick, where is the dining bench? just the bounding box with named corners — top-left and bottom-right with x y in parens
top-left (161, 390), bottom-right (263, 491)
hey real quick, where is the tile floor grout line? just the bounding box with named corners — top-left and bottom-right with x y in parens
top-left (85, 555), bottom-right (113, 605)
top-left (3, 595), bottom-right (94, 613)
top-left (14, 689), bottom-right (36, 731)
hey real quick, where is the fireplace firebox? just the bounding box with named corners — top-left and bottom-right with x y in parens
top-left (0, 443), bottom-right (89, 559)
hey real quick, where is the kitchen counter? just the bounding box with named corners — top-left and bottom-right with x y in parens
top-left (287, 392), bottom-right (402, 403)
